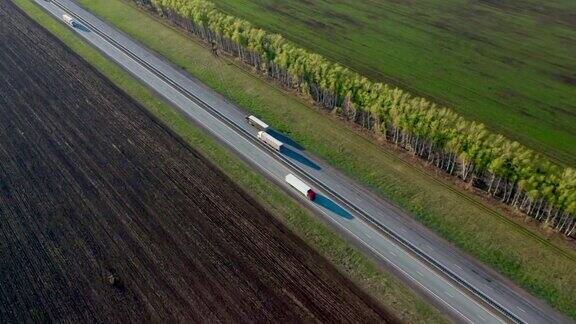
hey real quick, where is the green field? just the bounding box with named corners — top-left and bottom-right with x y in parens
top-left (67, 0), bottom-right (576, 317)
top-left (211, 0), bottom-right (576, 166)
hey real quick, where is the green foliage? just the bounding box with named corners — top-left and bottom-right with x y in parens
top-left (149, 0), bottom-right (575, 233)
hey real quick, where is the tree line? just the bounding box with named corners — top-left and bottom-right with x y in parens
top-left (134, 0), bottom-right (576, 237)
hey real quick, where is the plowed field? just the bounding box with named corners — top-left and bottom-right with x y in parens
top-left (0, 1), bottom-right (393, 322)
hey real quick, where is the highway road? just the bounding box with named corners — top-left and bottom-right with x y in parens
top-left (31, 0), bottom-right (570, 322)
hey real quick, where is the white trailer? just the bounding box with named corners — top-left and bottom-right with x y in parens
top-left (285, 174), bottom-right (316, 200)
top-left (62, 14), bottom-right (75, 27)
top-left (257, 131), bottom-right (283, 151)
top-left (246, 115), bottom-right (269, 131)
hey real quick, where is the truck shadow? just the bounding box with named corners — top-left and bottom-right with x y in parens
top-left (267, 129), bottom-right (305, 151)
top-left (281, 147), bottom-right (321, 170)
top-left (314, 194), bottom-right (353, 220)
top-left (74, 24), bottom-right (91, 33)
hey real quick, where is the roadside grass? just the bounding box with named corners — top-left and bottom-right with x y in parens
top-left (12, 0), bottom-right (446, 322)
top-left (64, 0), bottom-right (576, 317)
top-left (211, 0), bottom-right (576, 166)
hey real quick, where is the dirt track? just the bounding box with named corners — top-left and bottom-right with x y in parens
top-left (0, 0), bottom-right (395, 322)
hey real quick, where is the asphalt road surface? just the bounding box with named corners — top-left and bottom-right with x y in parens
top-left (30, 0), bottom-right (570, 323)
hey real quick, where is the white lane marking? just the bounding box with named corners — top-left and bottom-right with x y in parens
top-left (318, 215), bottom-right (479, 323)
top-left (478, 315), bottom-right (486, 322)
top-left (416, 271), bottom-right (424, 277)
top-left (390, 251), bottom-right (397, 257)
top-left (445, 291), bottom-right (455, 298)
top-left (517, 306), bottom-right (526, 313)
top-left (455, 264), bottom-right (463, 271)
top-left (365, 234), bottom-right (371, 239)
top-left (46, 3), bottom-right (506, 323)
top-left (313, 212), bottom-right (499, 324)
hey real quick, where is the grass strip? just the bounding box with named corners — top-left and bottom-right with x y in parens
top-left (67, 0), bottom-right (576, 317)
top-left (12, 0), bottom-right (446, 322)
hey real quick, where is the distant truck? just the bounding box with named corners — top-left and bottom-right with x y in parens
top-left (245, 115), bottom-right (269, 131)
top-left (285, 174), bottom-right (316, 201)
top-left (62, 14), bottom-right (75, 27)
top-left (257, 131), bottom-right (283, 151)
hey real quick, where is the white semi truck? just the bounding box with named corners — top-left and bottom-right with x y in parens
top-left (245, 115), bottom-right (269, 131)
top-left (285, 174), bottom-right (316, 201)
top-left (257, 131), bottom-right (283, 151)
top-left (62, 14), bottom-right (75, 27)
